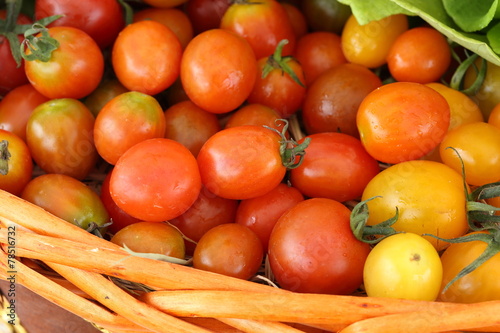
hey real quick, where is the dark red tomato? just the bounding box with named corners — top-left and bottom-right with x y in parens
top-left (193, 223), bottom-right (264, 280)
top-left (35, 0), bottom-right (125, 49)
top-left (197, 125), bottom-right (286, 200)
top-left (23, 26), bottom-right (104, 100)
top-left (268, 197), bottom-right (371, 294)
top-left (302, 63), bottom-right (382, 138)
top-left (281, 2), bottom-right (308, 40)
top-left (84, 79), bottom-right (129, 117)
top-left (26, 98), bottom-right (99, 180)
top-left (235, 182), bottom-right (304, 252)
top-left (21, 173), bottom-right (110, 230)
top-left (300, 0), bottom-right (351, 34)
top-left (169, 185), bottom-right (239, 255)
top-left (220, 0), bottom-right (296, 60)
top-left (290, 132), bottom-right (380, 202)
top-left (100, 169), bottom-right (141, 234)
top-left (224, 103), bottom-right (286, 134)
top-left (94, 91), bottom-right (166, 165)
top-left (0, 83), bottom-right (49, 141)
top-left (185, 0), bottom-right (231, 35)
top-left (112, 20), bottom-right (182, 96)
top-left (163, 100), bottom-right (221, 157)
top-left (110, 138), bottom-right (202, 222)
top-left (0, 129), bottom-right (33, 196)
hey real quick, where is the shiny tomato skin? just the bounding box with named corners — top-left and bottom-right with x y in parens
top-left (21, 173), bottom-right (110, 230)
top-left (181, 29), bottom-right (257, 114)
top-left (197, 125), bottom-right (286, 200)
top-left (290, 132), bottom-right (380, 202)
top-left (110, 138), bottom-right (202, 222)
top-left (268, 198), bottom-right (370, 294)
top-left (26, 98), bottom-right (99, 180)
top-left (24, 26), bottom-right (104, 100)
top-left (0, 130), bottom-right (33, 196)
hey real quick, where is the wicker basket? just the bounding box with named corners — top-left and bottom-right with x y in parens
top-left (1, 188), bottom-right (500, 333)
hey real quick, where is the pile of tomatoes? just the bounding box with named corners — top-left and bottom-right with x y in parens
top-left (1, 0), bottom-right (500, 305)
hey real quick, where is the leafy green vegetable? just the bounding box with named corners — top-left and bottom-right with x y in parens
top-left (443, 0), bottom-right (497, 32)
top-left (336, 0), bottom-right (413, 24)
top-left (487, 21), bottom-right (500, 54)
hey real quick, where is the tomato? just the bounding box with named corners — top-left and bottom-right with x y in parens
top-left (163, 100), bottom-right (221, 157)
top-left (169, 186), bottom-right (239, 255)
top-left (235, 182), bottom-right (304, 252)
top-left (181, 29), bottom-right (257, 114)
top-left (464, 59), bottom-right (500, 119)
top-left (112, 20), bottom-right (182, 96)
top-left (94, 91), bottom-right (166, 165)
top-left (488, 102), bottom-right (500, 129)
top-left (110, 138), bottom-right (201, 222)
top-left (387, 27), bottom-right (451, 84)
top-left (302, 63), bottom-right (382, 138)
top-left (23, 26), bottom-right (104, 100)
top-left (300, 0), bottom-right (351, 34)
top-left (110, 222), bottom-right (186, 259)
top-left (141, 0), bottom-right (189, 9)
top-left (220, 0), bottom-right (296, 60)
top-left (363, 233), bottom-right (443, 301)
top-left (439, 122), bottom-right (500, 186)
top-left (224, 103), bottom-right (286, 133)
top-left (84, 79), bottom-right (128, 118)
top-left (341, 14), bottom-right (408, 68)
top-left (197, 125), bottom-right (287, 200)
top-left (0, 83), bottom-right (49, 141)
top-left (133, 7), bottom-right (193, 50)
top-left (35, 0), bottom-right (125, 49)
top-left (193, 223), bottom-right (263, 280)
top-left (21, 173), bottom-right (110, 230)
top-left (281, 3), bottom-right (308, 40)
top-left (0, 130), bottom-right (33, 196)
top-left (290, 132), bottom-right (380, 202)
top-left (357, 82), bottom-right (450, 164)
top-left (439, 231), bottom-right (500, 303)
top-left (268, 198), bottom-right (370, 294)
top-left (294, 31), bottom-right (347, 86)
top-left (26, 98), bottom-right (99, 180)
top-left (361, 160), bottom-right (469, 251)
top-left (185, 0), bottom-right (231, 35)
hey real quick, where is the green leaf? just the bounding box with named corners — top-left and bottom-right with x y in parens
top-left (337, 0), bottom-right (414, 25)
top-left (487, 20), bottom-right (500, 54)
top-left (443, 0), bottom-right (497, 32)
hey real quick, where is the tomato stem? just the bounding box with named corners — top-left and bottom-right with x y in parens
top-left (20, 22), bottom-right (60, 62)
top-left (449, 52), bottom-right (487, 96)
top-left (0, 140), bottom-right (11, 176)
top-left (262, 39), bottom-right (305, 88)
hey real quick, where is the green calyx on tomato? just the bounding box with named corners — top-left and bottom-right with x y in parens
top-left (20, 22), bottom-right (59, 62)
top-left (449, 50), bottom-right (487, 96)
top-left (0, 140), bottom-right (11, 175)
top-left (262, 39), bottom-right (305, 88)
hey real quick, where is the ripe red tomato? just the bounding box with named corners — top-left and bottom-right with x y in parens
top-left (193, 223), bottom-right (264, 280)
top-left (224, 103), bottom-right (286, 133)
top-left (112, 20), bottom-right (182, 96)
top-left (281, 3), bottom-right (308, 40)
top-left (110, 138), bottom-right (202, 222)
top-left (185, 0), bottom-right (231, 35)
top-left (180, 28), bottom-right (257, 114)
top-left (23, 26), bottom-right (104, 100)
top-left (0, 130), bottom-right (33, 196)
top-left (268, 198), bottom-right (371, 294)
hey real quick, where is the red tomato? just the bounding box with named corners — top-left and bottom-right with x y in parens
top-left (23, 26), bottom-right (104, 100)
top-left (94, 91), bottom-right (166, 165)
top-left (224, 103), bottom-right (286, 133)
top-left (185, 0), bottom-right (231, 35)
top-left (0, 130), bottom-right (33, 196)
top-left (268, 198), bottom-right (371, 294)
top-left (83, 79), bottom-right (129, 117)
top-left (112, 20), bottom-right (182, 96)
top-left (141, 0), bottom-right (189, 9)
top-left (110, 138), bottom-right (202, 222)
top-left (281, 3), bottom-right (308, 40)
top-left (235, 182), bottom-right (304, 252)
top-left (290, 132), bottom-right (380, 202)
top-left (180, 29), bottom-right (257, 114)
top-left (35, 0), bottom-right (125, 49)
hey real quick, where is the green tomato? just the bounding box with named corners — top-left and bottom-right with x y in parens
top-left (363, 232), bottom-right (443, 301)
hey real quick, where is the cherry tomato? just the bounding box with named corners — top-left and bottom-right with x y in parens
top-left (84, 79), bottom-right (129, 117)
top-left (26, 98), bottom-right (99, 180)
top-left (0, 83), bottom-right (49, 141)
top-left (21, 173), bottom-right (110, 230)
top-left (185, 0), bottom-right (231, 35)
top-left (300, 0), bottom-right (351, 34)
top-left (268, 198), bottom-right (370, 294)
top-left (23, 26), bottom-right (104, 100)
top-left (224, 103), bottom-right (286, 133)
top-left (235, 182), bottom-right (304, 252)
top-left (341, 14), bottom-right (408, 68)
top-left (0, 129), bottom-right (33, 196)
top-left (281, 3), bottom-right (308, 40)
top-left (110, 222), bottom-right (186, 259)
top-left (302, 63), bottom-right (382, 138)
top-left (357, 82), bottom-right (450, 164)
top-left (112, 20), bottom-right (182, 96)
top-left (110, 138), bottom-right (202, 222)
top-left (361, 160), bottom-right (469, 251)
top-left (363, 233), bottom-right (443, 301)
top-left (181, 29), bottom-right (257, 114)
top-left (220, 0), bottom-right (296, 59)
top-left (387, 27), bottom-right (451, 83)
top-left (290, 132), bottom-right (380, 202)
top-left (94, 91), bottom-right (166, 165)
top-left (439, 121), bottom-right (500, 186)
top-left (488, 102), bottom-right (500, 129)
top-left (141, 0), bottom-right (189, 9)
top-left (464, 59), bottom-right (500, 119)
top-left (193, 223), bottom-right (263, 280)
